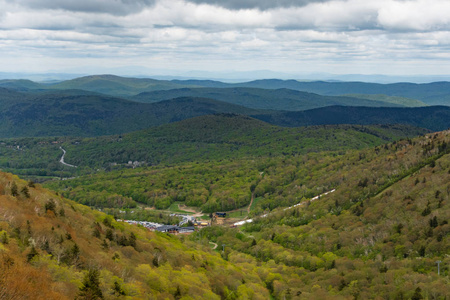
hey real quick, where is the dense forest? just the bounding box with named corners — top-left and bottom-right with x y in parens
top-left (1, 128), bottom-right (449, 299)
top-left (0, 115), bottom-right (429, 180)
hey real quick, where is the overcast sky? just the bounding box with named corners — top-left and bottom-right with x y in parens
top-left (1, 0), bottom-right (450, 78)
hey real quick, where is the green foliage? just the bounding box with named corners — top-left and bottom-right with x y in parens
top-left (44, 199), bottom-right (57, 214)
top-left (133, 87), bottom-right (405, 111)
top-left (10, 182), bottom-right (18, 196)
top-left (78, 268), bottom-right (103, 300)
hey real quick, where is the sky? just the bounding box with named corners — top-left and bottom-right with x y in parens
top-left (1, 0), bottom-right (450, 79)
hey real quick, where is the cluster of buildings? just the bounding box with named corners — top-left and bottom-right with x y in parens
top-left (120, 213), bottom-right (211, 235)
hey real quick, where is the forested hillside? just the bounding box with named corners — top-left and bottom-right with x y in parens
top-left (0, 88), bottom-right (261, 137)
top-left (0, 171), bottom-right (270, 299)
top-left (232, 80), bottom-right (450, 106)
top-left (43, 127), bottom-right (450, 299)
top-left (1, 121), bottom-right (449, 299)
top-left (132, 87), bottom-right (406, 111)
top-left (256, 105), bottom-right (450, 131)
top-left (0, 114), bottom-right (428, 179)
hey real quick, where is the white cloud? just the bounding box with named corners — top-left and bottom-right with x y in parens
top-left (1, 0), bottom-right (450, 75)
top-left (377, 0), bottom-right (450, 31)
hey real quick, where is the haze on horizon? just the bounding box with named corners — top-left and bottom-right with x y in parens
top-left (1, 0), bottom-right (450, 80)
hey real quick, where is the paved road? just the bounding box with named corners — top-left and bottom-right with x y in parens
top-left (59, 147), bottom-right (77, 168)
top-left (233, 189), bottom-right (336, 226)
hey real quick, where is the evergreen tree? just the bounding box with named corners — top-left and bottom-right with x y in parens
top-left (10, 182), bottom-right (18, 197)
top-left (27, 245), bottom-right (38, 262)
top-left (411, 287), bottom-right (423, 300)
top-left (77, 269), bottom-right (103, 300)
top-left (21, 186), bottom-right (30, 198)
top-left (112, 280), bottom-right (126, 296)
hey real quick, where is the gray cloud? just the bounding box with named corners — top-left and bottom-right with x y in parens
top-left (14, 0), bottom-right (156, 15)
top-left (184, 0), bottom-right (329, 10)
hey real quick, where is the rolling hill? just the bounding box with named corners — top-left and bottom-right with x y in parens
top-left (1, 86), bottom-right (448, 139)
top-left (253, 105), bottom-right (450, 132)
top-left (41, 125), bottom-right (450, 299)
top-left (0, 88), bottom-right (261, 138)
top-left (230, 79), bottom-right (450, 106)
top-left (0, 108), bottom-right (448, 299)
top-left (2, 75), bottom-right (449, 106)
top-left (0, 114), bottom-right (429, 180)
top-left (132, 87), bottom-right (407, 111)
top-left (0, 170), bottom-right (270, 299)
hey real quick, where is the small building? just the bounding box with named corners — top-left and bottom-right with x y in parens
top-left (155, 225), bottom-right (179, 233)
top-left (195, 221), bottom-right (210, 227)
top-left (178, 226), bottom-right (195, 234)
top-left (155, 225), bottom-right (196, 234)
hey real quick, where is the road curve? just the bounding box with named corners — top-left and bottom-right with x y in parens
top-left (233, 189), bottom-right (336, 226)
top-left (59, 147), bottom-right (77, 168)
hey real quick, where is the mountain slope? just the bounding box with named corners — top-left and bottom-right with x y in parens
top-left (44, 127), bottom-right (450, 299)
top-left (0, 171), bottom-right (270, 299)
top-left (48, 74), bottom-right (192, 97)
top-left (233, 79), bottom-right (450, 106)
top-left (55, 114), bottom-right (429, 168)
top-left (132, 87), bottom-right (404, 111)
top-left (344, 93), bottom-right (427, 107)
top-left (0, 89), bottom-right (260, 138)
top-left (0, 114), bottom-right (428, 179)
top-left (253, 105), bottom-right (450, 131)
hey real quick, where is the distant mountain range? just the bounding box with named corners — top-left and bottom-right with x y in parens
top-left (0, 85), bottom-right (448, 138)
top-left (131, 87), bottom-right (422, 111)
top-left (0, 88), bottom-right (259, 137)
top-left (1, 74), bottom-right (449, 106)
top-left (255, 106), bottom-right (450, 132)
top-left (0, 75), bottom-right (449, 138)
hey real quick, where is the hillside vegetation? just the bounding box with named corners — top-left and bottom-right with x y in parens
top-left (0, 88), bottom-right (261, 138)
top-left (1, 124), bottom-right (449, 299)
top-left (232, 80), bottom-right (450, 106)
top-left (0, 114), bottom-right (428, 180)
top-left (344, 94), bottom-right (427, 107)
top-left (44, 127), bottom-right (450, 299)
top-left (132, 87), bottom-right (406, 111)
top-left (256, 105), bottom-right (450, 131)
top-left (0, 171), bottom-right (270, 299)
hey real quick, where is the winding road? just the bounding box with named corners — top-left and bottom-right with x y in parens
top-left (59, 147), bottom-right (77, 168)
top-left (233, 189), bottom-right (336, 226)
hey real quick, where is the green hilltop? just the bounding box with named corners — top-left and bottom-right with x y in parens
top-left (0, 114), bottom-right (429, 180)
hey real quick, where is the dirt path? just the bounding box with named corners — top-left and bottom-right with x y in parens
top-left (178, 204), bottom-right (204, 218)
top-left (209, 241), bottom-right (218, 250)
top-left (247, 192), bottom-right (254, 214)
